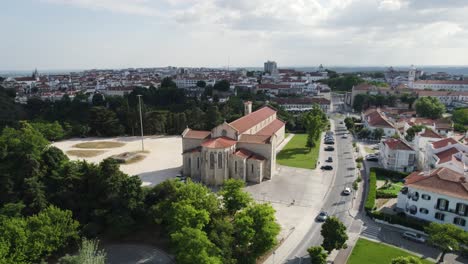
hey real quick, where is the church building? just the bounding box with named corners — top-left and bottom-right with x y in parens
top-left (181, 102), bottom-right (286, 185)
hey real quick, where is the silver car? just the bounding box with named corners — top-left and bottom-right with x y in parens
top-left (402, 232), bottom-right (426, 243)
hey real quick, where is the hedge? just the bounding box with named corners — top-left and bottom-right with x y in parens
top-left (370, 211), bottom-right (429, 232)
top-left (372, 167), bottom-right (409, 181)
top-left (376, 190), bottom-right (397, 199)
top-left (365, 169), bottom-right (377, 211)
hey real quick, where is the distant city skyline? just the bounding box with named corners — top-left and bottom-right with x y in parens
top-left (2, 0), bottom-right (468, 71)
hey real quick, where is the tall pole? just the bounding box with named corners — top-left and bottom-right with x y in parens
top-left (137, 95), bottom-right (144, 152)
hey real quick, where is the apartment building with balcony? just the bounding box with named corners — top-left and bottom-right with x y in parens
top-left (379, 138), bottom-right (416, 173)
top-left (396, 168), bottom-right (468, 231)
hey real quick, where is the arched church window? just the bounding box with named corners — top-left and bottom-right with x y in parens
top-left (210, 153), bottom-right (215, 169)
top-left (218, 152), bottom-right (223, 168)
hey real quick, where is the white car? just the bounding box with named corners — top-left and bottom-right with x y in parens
top-left (342, 187), bottom-right (352, 195)
top-left (402, 232), bottom-right (426, 243)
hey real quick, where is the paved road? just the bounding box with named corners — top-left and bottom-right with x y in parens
top-left (285, 117), bottom-right (357, 263)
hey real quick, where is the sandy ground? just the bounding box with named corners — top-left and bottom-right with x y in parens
top-left (53, 136), bottom-right (182, 187)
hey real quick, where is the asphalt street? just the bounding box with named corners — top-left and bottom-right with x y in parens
top-left (285, 117), bottom-right (357, 263)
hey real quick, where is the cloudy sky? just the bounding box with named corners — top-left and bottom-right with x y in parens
top-left (1, 0), bottom-right (468, 70)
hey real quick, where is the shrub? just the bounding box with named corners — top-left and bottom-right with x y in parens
top-left (357, 176), bottom-right (362, 182)
top-left (370, 211), bottom-right (428, 231)
top-left (353, 180), bottom-right (358, 191)
top-left (352, 142), bottom-right (356, 148)
top-left (357, 162), bottom-right (362, 169)
top-left (373, 167), bottom-right (409, 182)
top-left (365, 169), bottom-right (377, 211)
top-left (376, 190), bottom-right (397, 199)
top-left (355, 157), bottom-right (363, 163)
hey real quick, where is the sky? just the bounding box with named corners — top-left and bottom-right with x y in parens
top-left (1, 0), bottom-right (468, 71)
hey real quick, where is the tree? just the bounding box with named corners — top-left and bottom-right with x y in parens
top-left (320, 216), bottom-right (348, 253)
top-left (425, 222), bottom-right (464, 263)
top-left (391, 256), bottom-right (422, 264)
top-left (58, 239), bottom-right (106, 264)
top-left (405, 125), bottom-right (425, 142)
top-left (372, 128), bottom-right (384, 140)
top-left (452, 108), bottom-right (468, 125)
top-left (353, 94), bottom-right (368, 112)
top-left (92, 93), bottom-right (106, 106)
top-left (358, 128), bottom-right (371, 139)
top-left (160, 77), bottom-right (177, 88)
top-left (344, 117), bottom-right (355, 131)
top-left (171, 227), bottom-right (222, 264)
top-left (400, 93), bottom-right (417, 109)
top-left (88, 106), bottom-right (124, 136)
top-left (197, 80), bottom-right (207, 88)
top-left (415, 97), bottom-right (445, 119)
top-left (30, 121), bottom-right (65, 141)
top-left (205, 105), bottom-right (222, 128)
top-left (303, 106), bottom-right (327, 150)
top-left (308, 246), bottom-right (328, 264)
top-left (233, 203), bottom-right (280, 263)
top-left (220, 179), bottom-right (253, 215)
top-left (213, 80), bottom-right (230, 92)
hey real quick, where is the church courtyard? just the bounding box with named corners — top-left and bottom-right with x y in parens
top-left (53, 135), bottom-right (183, 187)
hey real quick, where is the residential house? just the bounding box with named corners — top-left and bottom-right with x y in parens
top-left (379, 138), bottom-right (416, 173)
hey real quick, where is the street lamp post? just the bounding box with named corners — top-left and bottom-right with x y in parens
top-left (137, 95), bottom-right (144, 152)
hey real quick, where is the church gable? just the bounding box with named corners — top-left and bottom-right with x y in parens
top-left (211, 122), bottom-right (238, 140)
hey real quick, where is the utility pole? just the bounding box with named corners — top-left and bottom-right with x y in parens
top-left (137, 95), bottom-right (144, 152)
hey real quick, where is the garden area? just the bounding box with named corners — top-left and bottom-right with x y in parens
top-left (277, 134), bottom-right (320, 169)
top-left (348, 238), bottom-right (433, 264)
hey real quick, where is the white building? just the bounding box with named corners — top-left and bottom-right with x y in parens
top-left (425, 137), bottom-right (468, 174)
top-left (396, 168), bottom-right (468, 231)
top-left (379, 138), bottom-right (416, 173)
top-left (273, 97), bottom-right (331, 113)
top-left (413, 80), bottom-right (468, 91)
top-left (416, 90), bottom-right (468, 106)
top-left (413, 129), bottom-right (443, 170)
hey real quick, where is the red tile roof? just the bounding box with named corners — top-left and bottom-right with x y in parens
top-left (415, 80), bottom-right (468, 85)
top-left (233, 148), bottom-right (265, 161)
top-left (432, 138), bottom-right (458, 149)
top-left (436, 147), bottom-right (460, 164)
top-left (383, 138), bottom-right (414, 151)
top-left (365, 110), bottom-right (394, 128)
top-left (229, 106), bottom-right (276, 133)
top-left (184, 129), bottom-right (211, 139)
top-left (238, 134), bottom-right (271, 144)
top-left (418, 129), bottom-right (442, 139)
top-left (404, 168), bottom-right (468, 199)
top-left (201, 137), bottom-right (237, 149)
top-left (256, 119), bottom-right (285, 136)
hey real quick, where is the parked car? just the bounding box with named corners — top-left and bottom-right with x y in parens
top-left (342, 187), bottom-right (352, 195)
top-left (339, 121), bottom-right (344, 124)
top-left (321, 165), bottom-right (333, 170)
top-left (325, 146), bottom-right (335, 151)
top-left (316, 211), bottom-right (329, 222)
top-left (402, 232), bottom-right (426, 243)
top-left (326, 157), bottom-right (333, 162)
top-left (366, 154), bottom-right (378, 161)
top-left (325, 140), bottom-right (335, 145)
top-left (342, 134), bottom-right (348, 139)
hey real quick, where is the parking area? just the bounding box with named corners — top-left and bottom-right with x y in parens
top-left (53, 136), bottom-right (182, 187)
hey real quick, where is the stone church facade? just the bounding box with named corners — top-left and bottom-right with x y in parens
top-left (181, 102), bottom-right (285, 185)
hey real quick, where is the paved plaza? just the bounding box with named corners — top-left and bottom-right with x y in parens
top-left (53, 136), bottom-right (183, 186)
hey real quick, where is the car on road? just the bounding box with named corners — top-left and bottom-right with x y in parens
top-left (325, 146), bottom-right (335, 151)
top-left (366, 154), bottom-right (379, 161)
top-left (321, 165), bottom-right (333, 170)
top-left (326, 157), bottom-right (333, 162)
top-left (342, 187), bottom-right (352, 195)
top-left (325, 140), bottom-right (335, 145)
top-left (339, 121), bottom-right (344, 124)
top-left (342, 134), bottom-right (349, 139)
top-left (402, 232), bottom-right (426, 243)
top-left (316, 211), bottom-right (329, 222)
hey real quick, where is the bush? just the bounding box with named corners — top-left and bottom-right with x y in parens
top-left (355, 157), bottom-right (363, 163)
top-left (353, 180), bottom-right (358, 191)
top-left (373, 167), bottom-right (409, 182)
top-left (370, 211), bottom-right (428, 231)
top-left (352, 142), bottom-right (356, 148)
top-left (357, 163), bottom-right (362, 169)
top-left (357, 176), bottom-right (362, 182)
top-left (376, 190), bottom-right (397, 198)
top-left (365, 169), bottom-right (377, 211)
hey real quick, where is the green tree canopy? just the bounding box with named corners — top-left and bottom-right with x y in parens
top-left (415, 97), bottom-right (445, 119)
top-left (321, 216), bottom-right (348, 253)
top-left (220, 179), bottom-right (253, 215)
top-left (308, 246), bottom-right (328, 264)
top-left (58, 239), bottom-right (106, 264)
top-left (171, 227), bottom-right (222, 264)
top-left (213, 80), bottom-right (230, 92)
top-left (425, 222), bottom-right (465, 263)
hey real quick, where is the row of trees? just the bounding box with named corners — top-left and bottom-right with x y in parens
top-left (353, 94), bottom-right (398, 112)
top-left (0, 122), bottom-right (280, 263)
top-left (304, 105), bottom-right (328, 149)
top-left (308, 216), bottom-right (349, 263)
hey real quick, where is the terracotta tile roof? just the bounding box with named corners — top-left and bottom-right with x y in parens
top-left (404, 168), bottom-right (468, 199)
top-left (432, 138), bottom-right (458, 149)
top-left (184, 129), bottom-right (211, 139)
top-left (256, 119), bottom-right (285, 136)
top-left (238, 134), bottom-right (271, 144)
top-left (415, 80), bottom-right (468, 85)
top-left (183, 147), bottom-right (201, 154)
top-left (201, 137), bottom-right (237, 149)
top-left (436, 147), bottom-right (460, 164)
top-left (418, 129), bottom-right (442, 139)
top-left (229, 106), bottom-right (276, 133)
top-left (383, 138), bottom-right (414, 151)
top-left (353, 83), bottom-right (374, 91)
top-left (435, 119), bottom-right (453, 130)
top-left (233, 148), bottom-right (266, 161)
top-left (365, 110), bottom-right (394, 128)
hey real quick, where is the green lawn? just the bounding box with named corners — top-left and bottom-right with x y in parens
top-left (348, 238), bottom-right (434, 264)
top-left (378, 182), bottom-right (403, 196)
top-left (277, 134), bottom-right (320, 169)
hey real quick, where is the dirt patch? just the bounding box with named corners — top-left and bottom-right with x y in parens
top-left (376, 198), bottom-right (391, 209)
top-left (67, 150), bottom-right (106, 158)
top-left (73, 141), bottom-right (126, 149)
